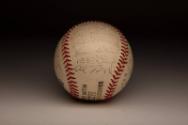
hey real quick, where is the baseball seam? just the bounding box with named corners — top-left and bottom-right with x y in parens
top-left (60, 22), bottom-right (129, 100)
top-left (104, 32), bottom-right (129, 99)
top-left (61, 30), bottom-right (79, 98)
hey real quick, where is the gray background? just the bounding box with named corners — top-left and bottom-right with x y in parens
top-left (0, 0), bottom-right (188, 124)
top-left (0, 36), bottom-right (187, 125)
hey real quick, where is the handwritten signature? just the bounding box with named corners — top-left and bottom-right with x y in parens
top-left (73, 57), bottom-right (116, 74)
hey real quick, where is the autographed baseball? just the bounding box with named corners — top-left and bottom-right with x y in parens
top-left (54, 21), bottom-right (133, 101)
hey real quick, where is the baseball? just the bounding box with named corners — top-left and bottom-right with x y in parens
top-left (54, 21), bottom-right (133, 101)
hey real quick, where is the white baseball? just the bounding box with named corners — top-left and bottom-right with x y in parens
top-left (54, 21), bottom-right (133, 101)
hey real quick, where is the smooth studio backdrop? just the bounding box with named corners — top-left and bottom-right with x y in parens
top-left (0, 0), bottom-right (188, 125)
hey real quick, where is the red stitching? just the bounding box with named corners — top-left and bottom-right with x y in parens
top-left (105, 94), bottom-right (112, 98)
top-left (65, 63), bottom-right (73, 68)
top-left (67, 76), bottom-right (76, 80)
top-left (119, 59), bottom-right (127, 65)
top-left (120, 35), bottom-right (125, 40)
top-left (117, 62), bottom-right (125, 69)
top-left (63, 59), bottom-right (71, 64)
top-left (63, 46), bottom-right (69, 50)
top-left (120, 55), bottom-right (126, 61)
top-left (121, 45), bottom-right (128, 50)
top-left (105, 31), bottom-right (129, 99)
top-left (66, 72), bottom-right (75, 77)
top-left (65, 67), bottom-right (73, 72)
top-left (106, 89), bottom-right (113, 93)
top-left (70, 87), bottom-right (78, 91)
top-left (69, 83), bottom-right (77, 87)
top-left (115, 70), bottom-right (121, 76)
top-left (71, 93), bottom-right (79, 96)
top-left (62, 50), bottom-right (69, 56)
top-left (121, 48), bottom-right (128, 54)
top-left (109, 83), bottom-right (115, 87)
top-left (64, 39), bottom-right (68, 42)
top-left (68, 80), bottom-right (77, 84)
top-left (116, 66), bottom-right (123, 72)
top-left (120, 36), bottom-right (127, 41)
top-left (113, 74), bottom-right (120, 80)
top-left (70, 90), bottom-right (79, 95)
top-left (120, 52), bottom-right (126, 57)
top-left (105, 92), bottom-right (112, 96)
top-left (62, 42), bottom-right (69, 46)
top-left (121, 41), bottom-right (128, 47)
top-left (111, 79), bottom-right (118, 84)
top-left (63, 55), bottom-right (71, 59)
top-left (61, 29), bottom-right (79, 98)
top-left (108, 86), bottom-right (113, 90)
